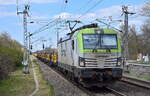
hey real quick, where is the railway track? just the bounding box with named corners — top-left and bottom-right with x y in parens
top-left (43, 62), bottom-right (127, 96)
top-left (75, 85), bottom-right (127, 96)
top-left (49, 66), bottom-right (94, 96)
top-left (121, 76), bottom-right (150, 89)
top-left (105, 87), bottom-right (127, 96)
top-left (37, 58), bottom-right (150, 96)
top-left (58, 70), bottom-right (127, 96)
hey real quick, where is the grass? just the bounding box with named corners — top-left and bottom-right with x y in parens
top-left (0, 57), bottom-right (54, 96)
top-left (128, 61), bottom-right (150, 64)
top-left (124, 72), bottom-right (150, 81)
top-left (0, 66), bottom-right (35, 96)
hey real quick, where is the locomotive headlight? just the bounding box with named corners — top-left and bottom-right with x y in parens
top-left (80, 61), bottom-right (85, 66)
top-left (79, 57), bottom-right (85, 67)
top-left (117, 57), bottom-right (122, 66)
top-left (117, 62), bottom-right (121, 66)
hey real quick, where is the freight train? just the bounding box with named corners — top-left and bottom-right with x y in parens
top-left (35, 23), bottom-right (123, 87)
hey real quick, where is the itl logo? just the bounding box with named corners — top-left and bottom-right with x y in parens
top-left (95, 53), bottom-right (110, 58)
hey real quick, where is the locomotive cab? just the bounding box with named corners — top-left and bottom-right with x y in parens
top-left (73, 28), bottom-right (122, 84)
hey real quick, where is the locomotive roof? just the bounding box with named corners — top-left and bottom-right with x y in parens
top-left (59, 23), bottom-right (98, 43)
top-left (58, 24), bottom-right (118, 43)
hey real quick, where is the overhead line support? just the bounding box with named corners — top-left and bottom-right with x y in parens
top-left (122, 5), bottom-right (135, 60)
top-left (17, 5), bottom-right (30, 74)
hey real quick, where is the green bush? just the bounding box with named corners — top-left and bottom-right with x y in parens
top-left (0, 45), bottom-right (23, 80)
top-left (0, 33), bottom-right (23, 80)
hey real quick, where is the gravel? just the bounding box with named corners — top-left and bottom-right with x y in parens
top-left (37, 60), bottom-right (89, 96)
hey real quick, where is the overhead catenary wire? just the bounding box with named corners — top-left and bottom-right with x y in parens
top-left (31, 18), bottom-right (59, 36)
top-left (58, 0), bottom-right (104, 33)
top-left (96, 19), bottom-right (123, 33)
top-left (78, 0), bottom-right (104, 19)
top-left (30, 18), bottom-right (67, 40)
top-left (29, 18), bottom-right (65, 51)
top-left (76, 0), bottom-right (94, 14)
top-left (31, 37), bottom-right (44, 44)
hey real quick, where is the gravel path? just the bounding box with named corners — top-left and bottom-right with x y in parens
top-left (29, 57), bottom-right (39, 96)
top-left (37, 60), bottom-right (89, 96)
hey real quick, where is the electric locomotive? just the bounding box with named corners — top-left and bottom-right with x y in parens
top-left (57, 24), bottom-right (123, 87)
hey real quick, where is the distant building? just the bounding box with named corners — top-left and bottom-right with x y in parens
top-left (143, 54), bottom-right (149, 62)
top-left (137, 53), bottom-right (142, 61)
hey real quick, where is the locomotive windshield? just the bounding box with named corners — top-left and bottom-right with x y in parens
top-left (83, 34), bottom-right (118, 49)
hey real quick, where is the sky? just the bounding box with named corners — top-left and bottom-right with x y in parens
top-left (0, 0), bottom-right (149, 51)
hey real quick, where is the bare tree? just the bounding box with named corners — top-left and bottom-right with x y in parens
top-left (141, 2), bottom-right (150, 17)
top-left (127, 25), bottom-right (140, 59)
top-left (141, 20), bottom-right (150, 39)
top-left (140, 20), bottom-right (150, 55)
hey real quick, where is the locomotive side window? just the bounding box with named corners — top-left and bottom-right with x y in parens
top-left (75, 39), bottom-right (78, 53)
top-left (72, 40), bottom-right (74, 50)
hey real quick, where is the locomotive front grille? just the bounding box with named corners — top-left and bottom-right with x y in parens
top-left (84, 58), bottom-right (98, 67)
top-left (104, 58), bottom-right (117, 67)
top-left (82, 54), bottom-right (119, 67)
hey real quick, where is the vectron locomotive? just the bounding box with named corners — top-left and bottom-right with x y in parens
top-left (36, 24), bottom-right (123, 87)
top-left (57, 24), bottom-right (123, 86)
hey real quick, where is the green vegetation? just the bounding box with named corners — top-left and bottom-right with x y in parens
top-left (0, 57), bottom-right (54, 96)
top-left (124, 72), bottom-right (150, 81)
top-left (0, 66), bottom-right (35, 96)
top-left (0, 32), bottom-right (23, 80)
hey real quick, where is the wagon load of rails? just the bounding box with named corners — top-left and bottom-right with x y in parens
top-left (35, 48), bottom-right (58, 66)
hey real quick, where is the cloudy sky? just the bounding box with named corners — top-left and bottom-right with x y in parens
top-left (0, 0), bottom-right (149, 51)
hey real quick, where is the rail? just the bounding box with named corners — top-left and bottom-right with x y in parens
top-left (121, 76), bottom-right (150, 89)
top-left (106, 87), bottom-right (127, 96)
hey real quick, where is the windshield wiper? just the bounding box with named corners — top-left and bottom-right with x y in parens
top-left (92, 35), bottom-right (100, 53)
top-left (105, 46), bottom-right (111, 53)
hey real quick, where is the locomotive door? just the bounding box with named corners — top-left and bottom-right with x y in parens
top-left (71, 38), bottom-right (78, 66)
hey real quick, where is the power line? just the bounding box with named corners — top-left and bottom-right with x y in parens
top-left (78, 0), bottom-right (104, 19)
top-left (30, 18), bottom-right (64, 37)
top-left (76, 0), bottom-right (94, 13)
top-left (96, 19), bottom-right (123, 33)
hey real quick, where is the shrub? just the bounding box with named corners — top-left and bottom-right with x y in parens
top-left (0, 41), bottom-right (23, 80)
